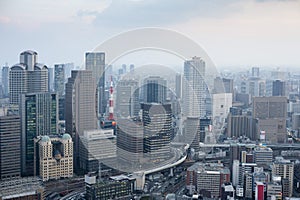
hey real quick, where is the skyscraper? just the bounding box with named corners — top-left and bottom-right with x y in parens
top-left (19, 92), bottom-right (58, 176)
top-left (65, 70), bottom-right (98, 170)
top-left (9, 50), bottom-right (48, 104)
top-left (85, 52), bottom-right (106, 116)
top-left (116, 79), bottom-right (140, 118)
top-left (143, 76), bottom-right (167, 104)
top-left (1, 64), bottom-right (9, 97)
top-left (175, 73), bottom-right (182, 99)
top-left (183, 56), bottom-right (206, 117)
top-left (0, 113), bottom-right (21, 180)
top-left (272, 80), bottom-right (286, 96)
top-left (142, 103), bottom-right (172, 162)
top-left (54, 64), bottom-right (65, 97)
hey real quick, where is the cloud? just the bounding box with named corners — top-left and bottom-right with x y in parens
top-left (92, 0), bottom-right (238, 28)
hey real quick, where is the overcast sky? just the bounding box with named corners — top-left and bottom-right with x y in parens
top-left (0, 0), bottom-right (300, 70)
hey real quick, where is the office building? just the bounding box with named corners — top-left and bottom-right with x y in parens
top-left (34, 134), bottom-right (73, 181)
top-left (142, 103), bottom-right (172, 162)
top-left (54, 64), bottom-right (65, 97)
top-left (20, 92), bottom-right (58, 176)
top-left (116, 79), bottom-right (140, 118)
top-left (48, 67), bottom-right (54, 92)
top-left (0, 114), bottom-right (21, 180)
top-left (253, 96), bottom-right (287, 143)
top-left (85, 174), bottom-right (135, 200)
top-left (267, 176), bottom-right (282, 200)
top-left (255, 182), bottom-right (265, 200)
top-left (85, 52), bottom-right (106, 115)
top-left (183, 56), bottom-right (206, 117)
top-left (183, 117), bottom-right (200, 152)
top-left (252, 67), bottom-right (260, 78)
top-left (199, 118), bottom-right (211, 142)
top-left (117, 119), bottom-right (143, 165)
top-left (9, 50), bottom-right (48, 104)
top-left (272, 157), bottom-right (294, 197)
top-left (272, 80), bottom-right (286, 96)
top-left (1, 65), bottom-right (9, 97)
top-left (143, 76), bottom-right (167, 103)
top-left (65, 70), bottom-right (98, 171)
top-left (212, 93), bottom-right (232, 126)
top-left (0, 177), bottom-right (45, 200)
top-left (221, 183), bottom-right (235, 200)
top-left (80, 129), bottom-right (116, 173)
top-left (186, 162), bottom-right (230, 198)
top-left (175, 73), bottom-right (182, 98)
top-left (254, 147), bottom-right (273, 167)
top-left (214, 77), bottom-right (234, 94)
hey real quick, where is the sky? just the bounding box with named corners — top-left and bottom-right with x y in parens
top-left (0, 0), bottom-right (300, 70)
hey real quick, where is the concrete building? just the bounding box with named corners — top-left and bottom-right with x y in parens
top-left (65, 70), bottom-right (98, 171)
top-left (212, 93), bottom-right (232, 126)
top-left (116, 79), bottom-right (140, 118)
top-left (183, 117), bottom-right (200, 152)
top-left (80, 129), bottom-right (116, 173)
top-left (272, 157), bottom-right (294, 198)
top-left (142, 76), bottom-right (167, 104)
top-left (254, 147), bottom-right (273, 167)
top-left (0, 177), bottom-right (45, 200)
top-left (85, 52), bottom-right (106, 116)
top-left (183, 56), bottom-right (206, 118)
top-left (142, 103), bottom-right (172, 162)
top-left (34, 134), bottom-right (73, 181)
top-left (117, 119), bottom-right (143, 164)
top-left (272, 80), bottom-right (286, 96)
top-left (0, 114), bottom-right (21, 180)
top-left (253, 96), bottom-right (287, 143)
top-left (19, 92), bottom-right (58, 177)
top-left (9, 50), bottom-right (48, 104)
top-left (214, 77), bottom-right (234, 94)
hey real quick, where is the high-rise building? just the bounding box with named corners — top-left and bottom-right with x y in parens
top-left (9, 50), bottom-right (48, 104)
top-left (212, 93), bottom-right (232, 126)
top-left (117, 119), bottom-right (143, 164)
top-left (1, 64), bottom-right (9, 97)
top-left (272, 80), bottom-right (286, 96)
top-left (253, 96), bottom-right (287, 143)
top-left (272, 157), bottom-right (294, 197)
top-left (183, 117), bottom-right (200, 152)
top-left (214, 77), bottom-right (234, 94)
top-left (85, 52), bottom-right (106, 116)
top-left (0, 114), bottom-right (21, 180)
top-left (143, 76), bottom-right (167, 104)
top-left (183, 56), bottom-right (206, 117)
top-left (199, 118), bottom-right (212, 142)
top-left (142, 103), bottom-right (172, 162)
top-left (175, 73), bottom-right (182, 99)
top-left (65, 70), bottom-right (98, 170)
top-left (116, 79), bottom-right (140, 118)
top-left (48, 67), bottom-right (54, 92)
top-left (252, 67), bottom-right (260, 78)
top-left (54, 64), bottom-right (65, 97)
top-left (19, 92), bottom-right (58, 176)
top-left (80, 129), bottom-right (116, 173)
top-left (34, 134), bottom-right (73, 181)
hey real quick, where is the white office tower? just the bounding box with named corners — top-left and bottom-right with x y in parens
top-left (232, 160), bottom-right (240, 187)
top-left (212, 93), bottom-right (232, 127)
top-left (183, 57), bottom-right (206, 118)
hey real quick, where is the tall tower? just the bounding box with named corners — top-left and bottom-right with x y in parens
top-left (85, 52), bottom-right (106, 116)
top-left (65, 70), bottom-right (97, 170)
top-left (142, 103), bottom-right (172, 162)
top-left (1, 64), bottom-right (9, 97)
top-left (183, 56), bottom-right (206, 118)
top-left (9, 50), bottom-right (48, 104)
top-left (143, 76), bottom-right (167, 104)
top-left (272, 80), bottom-right (286, 96)
top-left (19, 92), bottom-right (58, 176)
top-left (116, 79), bottom-right (140, 118)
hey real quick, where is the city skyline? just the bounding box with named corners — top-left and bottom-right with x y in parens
top-left (1, 0), bottom-right (300, 69)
